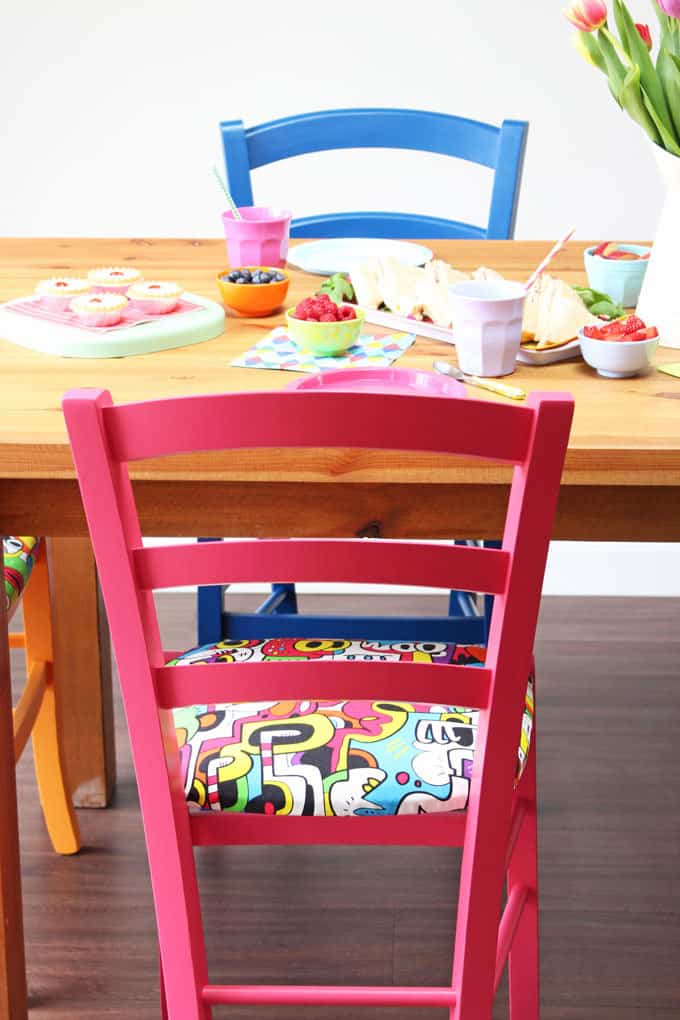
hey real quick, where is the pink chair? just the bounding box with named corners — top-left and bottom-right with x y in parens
top-left (63, 384), bottom-right (573, 1020)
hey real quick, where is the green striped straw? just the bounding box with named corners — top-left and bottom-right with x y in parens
top-left (212, 165), bottom-right (242, 220)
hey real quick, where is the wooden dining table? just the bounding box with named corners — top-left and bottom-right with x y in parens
top-left (1, 236), bottom-right (679, 1016)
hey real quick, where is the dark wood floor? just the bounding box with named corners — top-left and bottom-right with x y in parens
top-left (11, 595), bottom-right (680, 1019)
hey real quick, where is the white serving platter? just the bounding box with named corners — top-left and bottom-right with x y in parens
top-left (362, 307), bottom-right (583, 365)
top-left (516, 338), bottom-right (582, 365)
top-left (287, 238), bottom-right (433, 276)
top-left (0, 292), bottom-right (225, 358)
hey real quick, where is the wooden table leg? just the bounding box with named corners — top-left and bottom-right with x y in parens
top-left (0, 592), bottom-right (28, 1020)
top-left (48, 538), bottom-right (115, 808)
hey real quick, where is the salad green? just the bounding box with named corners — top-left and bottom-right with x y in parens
top-left (572, 285), bottom-right (624, 320)
top-left (317, 272), bottom-right (356, 305)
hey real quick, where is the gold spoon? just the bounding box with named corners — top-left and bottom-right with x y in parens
top-left (433, 361), bottom-right (526, 401)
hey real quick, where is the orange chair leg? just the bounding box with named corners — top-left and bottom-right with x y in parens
top-left (21, 543), bottom-right (81, 856)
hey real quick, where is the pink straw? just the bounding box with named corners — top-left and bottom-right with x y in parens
top-left (524, 226), bottom-right (576, 292)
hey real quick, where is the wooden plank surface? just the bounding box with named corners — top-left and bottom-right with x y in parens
top-left (1, 238), bottom-right (678, 492)
top-left (12, 593), bottom-right (680, 1020)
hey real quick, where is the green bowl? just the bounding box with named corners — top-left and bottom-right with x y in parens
top-left (285, 308), bottom-right (365, 356)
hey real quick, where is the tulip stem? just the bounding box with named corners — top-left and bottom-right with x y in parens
top-left (600, 23), bottom-right (632, 65)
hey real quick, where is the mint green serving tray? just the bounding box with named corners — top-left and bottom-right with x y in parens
top-left (0, 292), bottom-right (225, 358)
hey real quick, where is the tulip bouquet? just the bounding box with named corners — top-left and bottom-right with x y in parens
top-left (565, 0), bottom-right (680, 154)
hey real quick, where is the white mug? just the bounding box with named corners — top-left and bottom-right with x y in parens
top-left (449, 280), bottom-right (526, 378)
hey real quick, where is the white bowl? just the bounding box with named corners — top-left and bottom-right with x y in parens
top-left (578, 329), bottom-right (658, 378)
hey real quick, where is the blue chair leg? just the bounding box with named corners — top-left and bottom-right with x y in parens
top-left (197, 538), bottom-right (224, 646)
top-left (257, 583), bottom-right (298, 615)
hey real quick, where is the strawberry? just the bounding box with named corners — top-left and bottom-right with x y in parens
top-left (627, 326), bottom-right (658, 341)
top-left (620, 315), bottom-right (645, 334)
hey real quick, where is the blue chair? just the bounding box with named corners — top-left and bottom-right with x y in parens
top-left (220, 108), bottom-right (527, 240)
top-left (199, 108), bottom-right (528, 648)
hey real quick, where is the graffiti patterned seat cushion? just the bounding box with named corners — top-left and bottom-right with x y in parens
top-left (3, 536), bottom-right (40, 612)
top-left (169, 638), bottom-right (534, 817)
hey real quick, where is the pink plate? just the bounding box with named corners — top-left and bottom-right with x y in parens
top-left (286, 367), bottom-right (466, 397)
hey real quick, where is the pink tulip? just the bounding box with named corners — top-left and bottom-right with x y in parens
top-left (657, 0), bottom-right (680, 17)
top-left (563, 0), bottom-right (607, 31)
top-left (635, 22), bottom-right (653, 48)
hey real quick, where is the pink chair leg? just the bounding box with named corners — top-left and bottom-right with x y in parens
top-left (507, 741), bottom-right (539, 1020)
top-left (451, 805), bottom-right (510, 1018)
top-left (159, 952), bottom-right (168, 1020)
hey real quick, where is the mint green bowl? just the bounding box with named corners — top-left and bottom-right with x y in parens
top-left (285, 308), bottom-right (365, 356)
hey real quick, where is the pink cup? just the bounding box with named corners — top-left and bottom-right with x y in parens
top-left (222, 206), bottom-right (292, 268)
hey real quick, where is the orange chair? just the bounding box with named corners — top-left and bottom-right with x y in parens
top-left (4, 536), bottom-right (80, 855)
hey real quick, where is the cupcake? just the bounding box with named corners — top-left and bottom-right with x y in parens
top-left (70, 292), bottom-right (128, 327)
top-left (128, 280), bottom-right (183, 314)
top-left (88, 267), bottom-right (143, 294)
top-left (36, 277), bottom-right (91, 311)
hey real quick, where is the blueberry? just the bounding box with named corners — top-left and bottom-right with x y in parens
top-left (228, 271), bottom-right (240, 282)
top-left (259, 272), bottom-right (271, 283)
top-left (239, 269), bottom-right (251, 280)
top-left (273, 272), bottom-right (284, 281)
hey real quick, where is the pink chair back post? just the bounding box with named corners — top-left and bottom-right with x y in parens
top-left (63, 386), bottom-right (573, 1020)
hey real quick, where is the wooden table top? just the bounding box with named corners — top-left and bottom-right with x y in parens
top-left (1, 237), bottom-right (678, 489)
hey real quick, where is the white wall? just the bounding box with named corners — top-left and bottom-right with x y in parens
top-left (2, 0), bottom-right (677, 594)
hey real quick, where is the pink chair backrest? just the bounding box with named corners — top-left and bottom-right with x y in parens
top-left (63, 382), bottom-right (572, 805)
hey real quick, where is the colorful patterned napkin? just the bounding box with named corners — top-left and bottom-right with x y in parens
top-left (232, 327), bottom-right (415, 373)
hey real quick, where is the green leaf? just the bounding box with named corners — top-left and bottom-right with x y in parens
top-left (612, 0), bottom-right (676, 139)
top-left (318, 272), bottom-right (355, 305)
top-left (640, 79), bottom-right (680, 152)
top-left (579, 29), bottom-right (607, 72)
top-left (619, 63), bottom-right (664, 145)
top-left (573, 285), bottom-right (624, 320)
top-left (657, 45), bottom-right (680, 141)
top-left (597, 25), bottom-right (628, 98)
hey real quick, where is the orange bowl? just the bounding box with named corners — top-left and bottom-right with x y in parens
top-left (216, 266), bottom-right (289, 316)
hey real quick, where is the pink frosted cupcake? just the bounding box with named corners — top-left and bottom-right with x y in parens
top-left (88, 267), bottom-right (143, 294)
top-left (70, 292), bottom-right (128, 327)
top-left (35, 277), bottom-right (91, 311)
top-left (128, 280), bottom-right (183, 314)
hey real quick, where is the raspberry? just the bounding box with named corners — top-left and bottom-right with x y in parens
top-left (306, 314), bottom-right (319, 321)
top-left (339, 305), bottom-right (356, 320)
top-left (319, 313), bottom-right (336, 321)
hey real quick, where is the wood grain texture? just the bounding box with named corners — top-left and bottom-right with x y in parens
top-left (0, 578), bottom-right (27, 1020)
top-left (1, 237), bottom-right (678, 491)
top-left (10, 592), bottom-right (680, 1020)
top-left (47, 538), bottom-right (114, 808)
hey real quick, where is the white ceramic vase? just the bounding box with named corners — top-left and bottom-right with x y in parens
top-left (636, 143), bottom-right (680, 348)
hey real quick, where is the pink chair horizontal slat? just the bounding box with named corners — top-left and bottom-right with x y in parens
top-left (202, 984), bottom-right (456, 1008)
top-left (157, 660), bottom-right (491, 711)
top-left (190, 811), bottom-right (467, 848)
top-left (101, 390), bottom-right (533, 465)
top-left (134, 539), bottom-right (510, 595)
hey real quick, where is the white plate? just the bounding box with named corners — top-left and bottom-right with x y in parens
top-left (286, 238), bottom-right (433, 276)
top-left (516, 338), bottom-right (582, 365)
